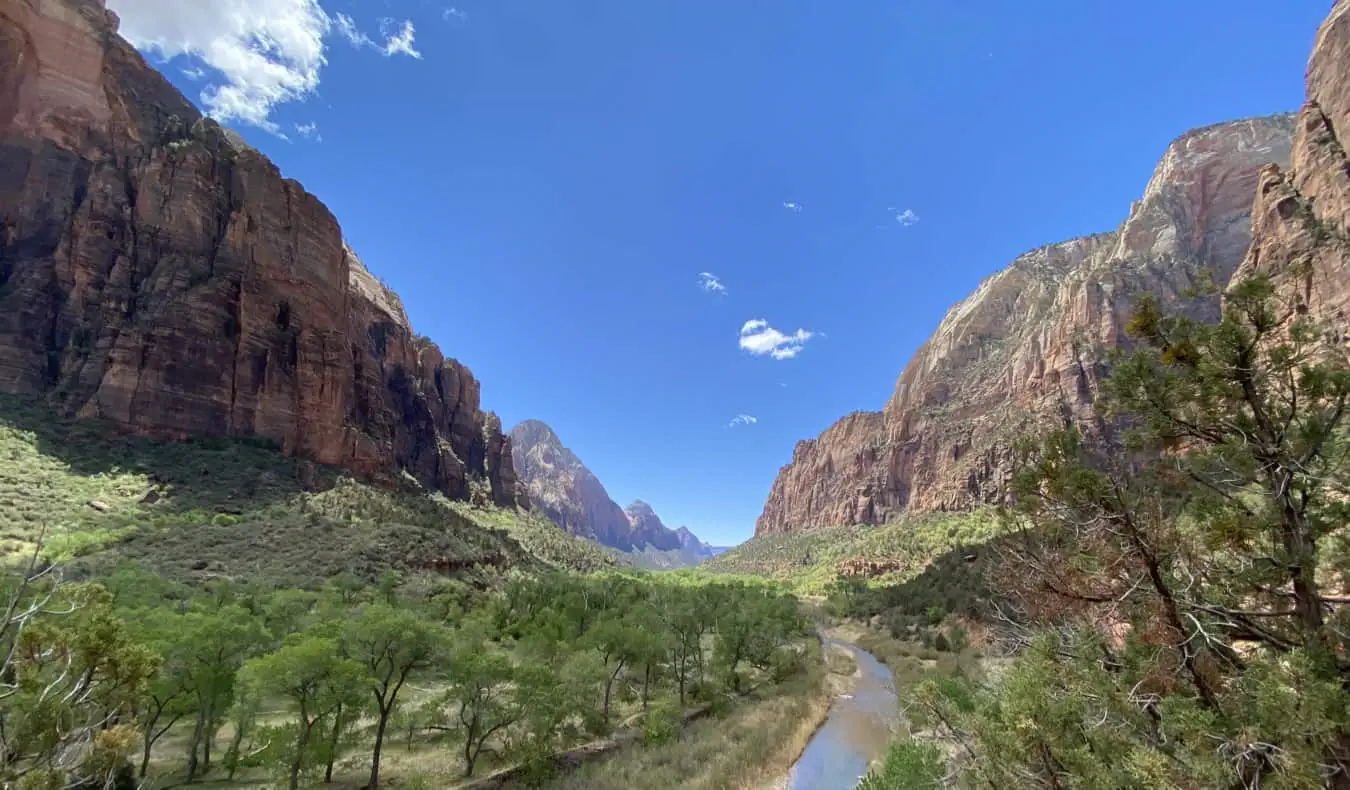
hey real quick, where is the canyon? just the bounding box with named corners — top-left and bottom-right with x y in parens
top-left (755, 114), bottom-right (1302, 534)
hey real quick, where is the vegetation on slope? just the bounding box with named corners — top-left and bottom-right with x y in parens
top-left (0, 394), bottom-right (617, 585)
top-left (702, 510), bottom-right (1003, 593)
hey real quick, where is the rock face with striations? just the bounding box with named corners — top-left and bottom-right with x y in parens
top-left (510, 419), bottom-right (707, 555)
top-left (756, 114), bottom-right (1296, 535)
top-left (0, 0), bottom-right (525, 507)
top-left (1236, 2), bottom-right (1350, 330)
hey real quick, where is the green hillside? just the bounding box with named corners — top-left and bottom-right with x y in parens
top-left (0, 394), bottom-right (619, 586)
top-left (702, 510), bottom-right (1005, 592)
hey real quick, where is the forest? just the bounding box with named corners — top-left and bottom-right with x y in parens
top-left (0, 561), bottom-right (811, 789)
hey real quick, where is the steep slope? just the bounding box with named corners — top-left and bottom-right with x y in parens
top-left (757, 114), bottom-right (1296, 534)
top-left (1237, 2), bottom-right (1350, 325)
top-left (509, 419), bottom-right (714, 563)
top-left (0, 0), bottom-right (524, 508)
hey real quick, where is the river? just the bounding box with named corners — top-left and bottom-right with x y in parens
top-left (786, 638), bottom-right (899, 790)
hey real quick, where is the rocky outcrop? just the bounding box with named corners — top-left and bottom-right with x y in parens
top-left (509, 420), bottom-right (637, 549)
top-left (0, 0), bottom-right (525, 507)
top-left (757, 114), bottom-right (1296, 534)
top-left (624, 501), bottom-right (683, 553)
top-left (1236, 2), bottom-right (1350, 329)
top-left (509, 419), bottom-right (710, 555)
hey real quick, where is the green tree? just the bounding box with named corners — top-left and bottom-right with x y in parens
top-left (441, 632), bottom-right (520, 777)
top-left (942, 275), bottom-right (1350, 786)
top-left (128, 609), bottom-right (196, 777)
top-left (0, 558), bottom-right (157, 788)
top-left (179, 604), bottom-right (268, 780)
top-left (857, 741), bottom-right (945, 790)
top-left (661, 588), bottom-right (711, 704)
top-left (239, 635), bottom-right (365, 790)
top-left (341, 604), bottom-right (443, 790)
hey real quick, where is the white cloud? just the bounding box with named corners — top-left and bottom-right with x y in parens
top-left (333, 13), bottom-right (373, 48)
top-left (739, 319), bottom-right (814, 360)
top-left (110, 0), bottom-right (330, 132)
top-left (109, 1), bottom-right (424, 133)
top-left (782, 201), bottom-right (803, 213)
top-left (728, 414), bottom-right (758, 428)
top-left (444, 7), bottom-right (468, 21)
top-left (380, 18), bottom-right (422, 58)
top-left (698, 272), bottom-right (727, 296)
top-left (294, 122), bottom-right (321, 140)
top-left (893, 208), bottom-right (920, 226)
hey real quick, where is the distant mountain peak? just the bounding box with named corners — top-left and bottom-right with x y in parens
top-left (510, 420), bottom-right (713, 564)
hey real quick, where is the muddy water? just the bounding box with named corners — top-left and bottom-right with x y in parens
top-left (786, 639), bottom-right (899, 790)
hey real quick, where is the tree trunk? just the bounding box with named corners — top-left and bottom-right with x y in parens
top-left (226, 719), bottom-right (249, 781)
top-left (369, 705), bottom-right (391, 790)
top-left (603, 660), bottom-right (625, 724)
top-left (140, 728), bottom-right (154, 778)
top-left (186, 713), bottom-right (206, 781)
top-left (325, 703), bottom-right (343, 783)
top-left (463, 721), bottom-right (478, 778)
top-left (642, 664), bottom-right (651, 711)
top-left (290, 723), bottom-right (312, 790)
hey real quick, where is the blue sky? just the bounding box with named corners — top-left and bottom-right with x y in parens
top-left (114, 0), bottom-right (1327, 546)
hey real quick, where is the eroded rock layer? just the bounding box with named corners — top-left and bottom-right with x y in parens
top-left (0, 0), bottom-right (524, 506)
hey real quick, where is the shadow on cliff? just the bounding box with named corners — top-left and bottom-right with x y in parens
top-left (0, 393), bottom-right (332, 518)
top-left (0, 393), bottom-right (539, 588)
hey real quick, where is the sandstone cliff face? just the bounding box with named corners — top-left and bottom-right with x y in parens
top-left (757, 115), bottom-right (1296, 534)
top-left (509, 419), bottom-right (707, 554)
top-left (1237, 2), bottom-right (1350, 328)
top-left (0, 0), bottom-right (525, 507)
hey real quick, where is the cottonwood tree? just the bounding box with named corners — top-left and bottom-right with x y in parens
top-left (179, 604), bottom-right (269, 780)
top-left (341, 604), bottom-right (444, 790)
top-left (239, 635), bottom-right (365, 790)
top-left (440, 632), bottom-right (520, 777)
top-left (129, 609), bottom-right (196, 777)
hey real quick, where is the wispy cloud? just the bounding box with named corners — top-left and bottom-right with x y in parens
top-left (698, 272), bottom-right (727, 296)
top-left (782, 201), bottom-right (803, 214)
top-left (181, 66), bottom-right (206, 81)
top-left (892, 208), bottom-right (920, 226)
top-left (444, 6), bottom-right (467, 21)
top-left (335, 14), bottom-right (420, 58)
top-left (739, 319), bottom-right (814, 360)
top-left (333, 13), bottom-right (373, 47)
top-left (379, 18), bottom-right (422, 58)
top-left (294, 122), bottom-right (321, 141)
top-left (728, 414), bottom-right (758, 428)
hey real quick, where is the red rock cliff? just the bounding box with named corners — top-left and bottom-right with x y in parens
top-left (1237, 1), bottom-right (1350, 325)
top-left (0, 0), bottom-right (525, 507)
top-left (756, 114), bottom-right (1296, 534)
